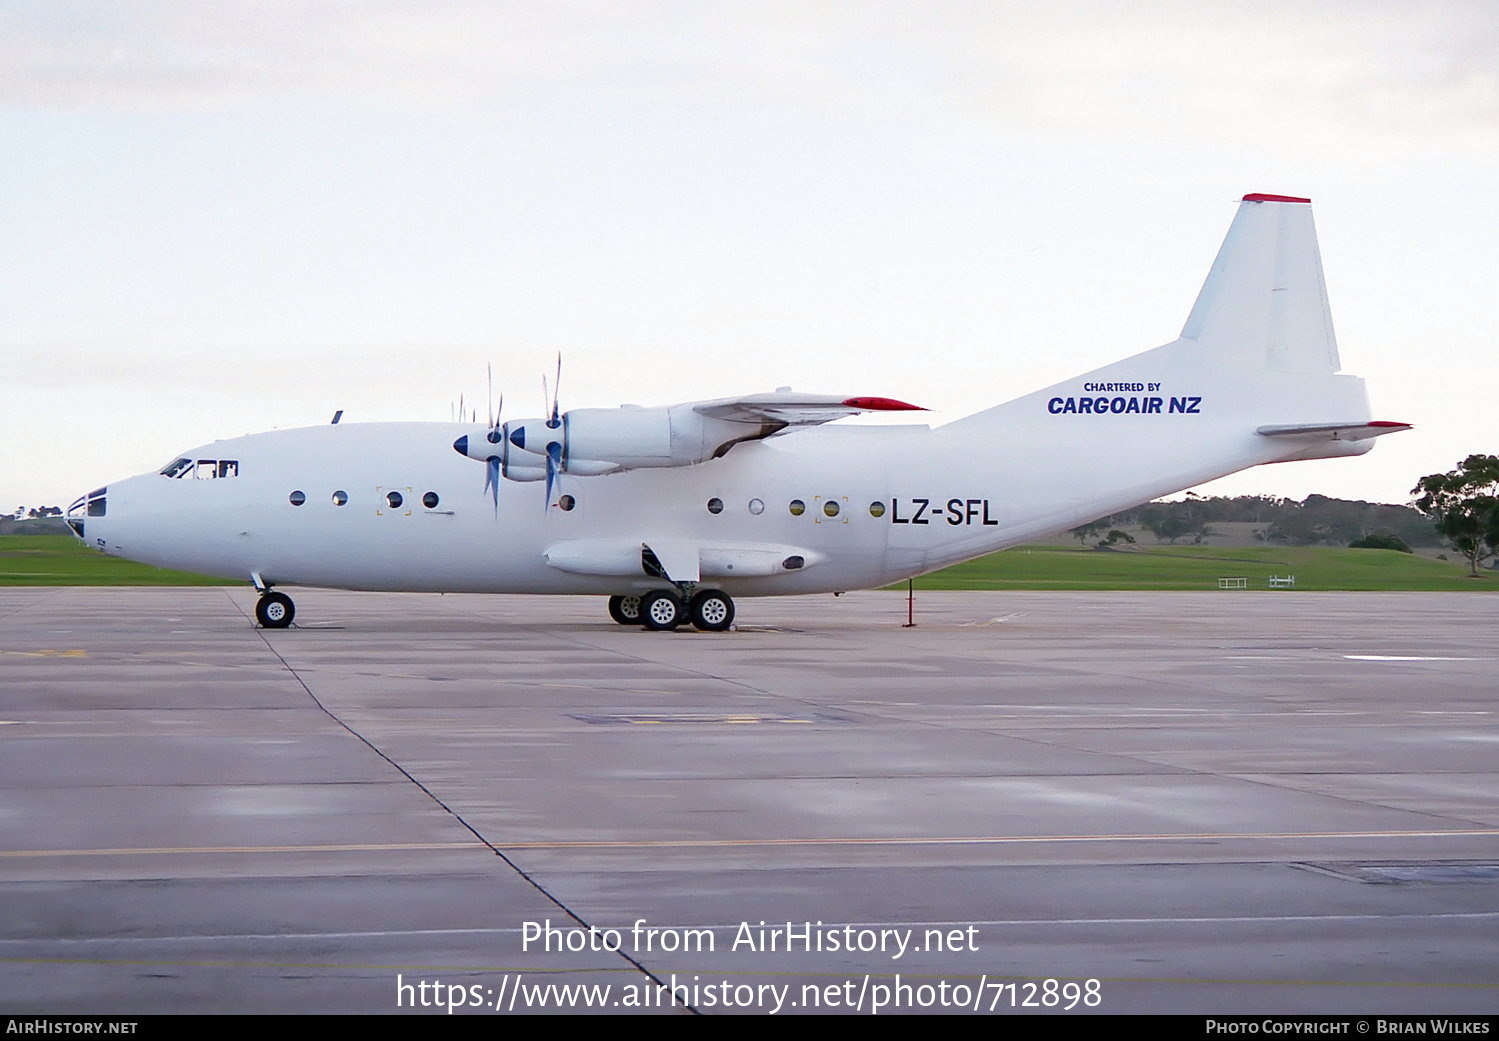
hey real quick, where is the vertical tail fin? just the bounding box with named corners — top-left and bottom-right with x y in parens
top-left (892, 194), bottom-right (1408, 575)
top-left (1180, 194), bottom-right (1340, 374)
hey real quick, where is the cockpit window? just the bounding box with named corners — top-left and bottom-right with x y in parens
top-left (159, 457), bottom-right (239, 479)
top-left (68, 489), bottom-right (106, 522)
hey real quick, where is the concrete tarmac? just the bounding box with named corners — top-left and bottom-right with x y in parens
top-left (1, 587), bottom-right (1496, 1015)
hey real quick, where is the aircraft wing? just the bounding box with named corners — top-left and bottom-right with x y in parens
top-left (474, 391), bottom-right (930, 478)
top-left (1256, 421), bottom-right (1412, 442)
top-left (693, 393), bottom-right (925, 426)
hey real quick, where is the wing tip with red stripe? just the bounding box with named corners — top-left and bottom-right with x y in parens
top-left (841, 396), bottom-right (927, 412)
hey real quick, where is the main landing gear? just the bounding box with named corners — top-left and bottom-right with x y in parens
top-left (608, 590), bottom-right (735, 632)
top-left (688, 589), bottom-right (734, 631)
top-left (254, 590), bottom-right (295, 629)
top-left (607, 594), bottom-right (642, 625)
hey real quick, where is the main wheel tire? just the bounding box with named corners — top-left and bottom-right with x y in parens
top-left (607, 594), bottom-right (642, 625)
top-left (255, 591), bottom-right (295, 629)
top-left (640, 590), bottom-right (684, 631)
top-left (689, 589), bottom-right (735, 632)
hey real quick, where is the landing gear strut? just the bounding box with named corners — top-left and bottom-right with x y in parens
top-left (255, 591), bottom-right (295, 629)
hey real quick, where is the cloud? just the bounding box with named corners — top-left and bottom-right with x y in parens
top-left (940, 0), bottom-right (1499, 150)
top-left (3, 0), bottom-right (1493, 155)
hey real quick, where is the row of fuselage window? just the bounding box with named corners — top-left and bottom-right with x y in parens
top-left (710, 497), bottom-right (886, 519)
top-left (284, 491), bottom-right (885, 518)
top-left (288, 490), bottom-right (440, 510)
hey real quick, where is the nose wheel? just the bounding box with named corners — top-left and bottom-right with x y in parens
top-left (254, 591), bottom-right (296, 629)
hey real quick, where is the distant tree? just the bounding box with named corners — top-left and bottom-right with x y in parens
top-left (1141, 510), bottom-right (1212, 544)
top-left (1097, 529), bottom-right (1136, 549)
top-left (1118, 494), bottom-right (1437, 547)
top-left (1070, 520), bottom-right (1108, 544)
top-left (1348, 532), bottom-right (1412, 553)
top-left (1411, 455), bottom-right (1499, 577)
top-left (1143, 513), bottom-right (1193, 543)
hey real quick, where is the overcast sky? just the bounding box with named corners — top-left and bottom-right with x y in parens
top-left (4, 0), bottom-right (1496, 510)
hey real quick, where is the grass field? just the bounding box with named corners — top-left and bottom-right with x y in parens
top-left (904, 544), bottom-right (1497, 592)
top-left (0, 535), bottom-right (230, 586)
top-left (2, 534), bottom-right (1494, 592)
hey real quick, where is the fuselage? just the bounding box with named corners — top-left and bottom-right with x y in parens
top-left (76, 420), bottom-right (989, 596)
top-left (71, 354), bottom-right (1366, 600)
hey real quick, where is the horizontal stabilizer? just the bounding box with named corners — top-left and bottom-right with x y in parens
top-left (1257, 421), bottom-right (1412, 442)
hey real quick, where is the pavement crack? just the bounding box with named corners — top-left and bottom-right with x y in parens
top-left (247, 620), bottom-right (697, 1014)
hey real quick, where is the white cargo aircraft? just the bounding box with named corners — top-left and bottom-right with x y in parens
top-left (69, 194), bottom-right (1408, 631)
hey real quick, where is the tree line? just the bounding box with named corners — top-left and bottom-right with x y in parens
top-left (1072, 454), bottom-right (1499, 578)
top-left (1072, 493), bottom-right (1441, 549)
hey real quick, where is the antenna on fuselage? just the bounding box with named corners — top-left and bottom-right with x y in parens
top-left (330, 410), bottom-right (343, 425)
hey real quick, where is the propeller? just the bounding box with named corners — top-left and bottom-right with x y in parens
top-left (480, 364), bottom-right (505, 513)
top-left (451, 356), bottom-right (564, 513)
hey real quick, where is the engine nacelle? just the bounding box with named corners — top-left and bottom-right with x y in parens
top-left (454, 389), bottom-right (915, 482)
top-left (504, 405), bottom-right (777, 476)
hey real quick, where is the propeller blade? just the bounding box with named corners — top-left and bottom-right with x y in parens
top-left (484, 455), bottom-right (501, 513)
top-left (486, 390), bottom-right (505, 446)
top-left (549, 352), bottom-right (562, 428)
top-left (544, 441), bottom-right (562, 510)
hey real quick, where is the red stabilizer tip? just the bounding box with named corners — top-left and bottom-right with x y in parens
top-left (842, 396), bottom-right (927, 411)
top-left (1243, 193), bottom-right (1311, 203)
top-left (1369, 421), bottom-right (1413, 428)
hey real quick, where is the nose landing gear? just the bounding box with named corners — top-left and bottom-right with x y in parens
top-left (253, 588), bottom-right (295, 629)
